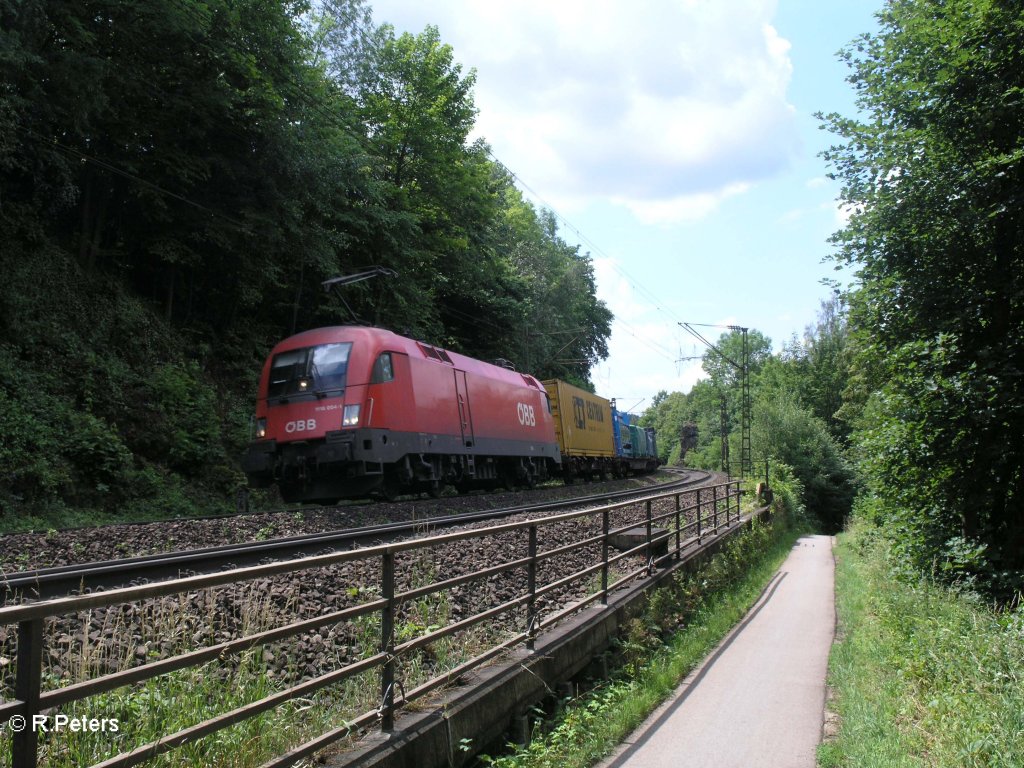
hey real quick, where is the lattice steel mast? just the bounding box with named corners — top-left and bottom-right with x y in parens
top-left (679, 322), bottom-right (752, 478)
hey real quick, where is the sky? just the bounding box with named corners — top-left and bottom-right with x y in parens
top-left (367, 0), bottom-right (882, 410)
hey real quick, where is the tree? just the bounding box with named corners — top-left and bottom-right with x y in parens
top-left (0, 1), bottom-right (615, 523)
top-left (752, 390), bottom-right (854, 532)
top-left (697, 329), bottom-right (771, 390)
top-left (822, 0), bottom-right (1024, 594)
top-left (641, 390), bottom-right (690, 464)
top-left (762, 296), bottom-right (852, 442)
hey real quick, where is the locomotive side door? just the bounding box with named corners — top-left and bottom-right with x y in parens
top-left (454, 369), bottom-right (475, 447)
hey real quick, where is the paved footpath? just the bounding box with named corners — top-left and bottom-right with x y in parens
top-left (597, 535), bottom-right (836, 768)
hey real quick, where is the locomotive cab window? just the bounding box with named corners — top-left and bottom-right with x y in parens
top-left (268, 342), bottom-right (353, 398)
top-left (371, 352), bottom-right (394, 383)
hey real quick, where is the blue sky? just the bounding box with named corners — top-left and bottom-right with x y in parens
top-left (368, 0), bottom-right (882, 408)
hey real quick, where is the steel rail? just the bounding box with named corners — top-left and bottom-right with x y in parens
top-left (0, 477), bottom-right (750, 768)
top-left (2, 469), bottom-right (711, 601)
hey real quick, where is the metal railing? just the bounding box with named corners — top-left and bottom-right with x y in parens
top-left (0, 479), bottom-right (745, 768)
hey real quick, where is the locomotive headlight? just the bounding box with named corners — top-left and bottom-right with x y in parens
top-left (298, 378), bottom-right (310, 391)
top-left (342, 404), bottom-right (361, 427)
top-left (255, 418), bottom-right (267, 439)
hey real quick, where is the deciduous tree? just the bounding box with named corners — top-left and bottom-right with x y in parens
top-left (822, 0), bottom-right (1024, 593)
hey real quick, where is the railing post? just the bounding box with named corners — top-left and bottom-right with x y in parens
top-left (526, 524), bottom-right (538, 650)
top-left (13, 618), bottom-right (43, 768)
top-left (380, 549), bottom-right (396, 732)
top-left (674, 493), bottom-right (681, 560)
top-left (645, 499), bottom-right (654, 574)
top-left (696, 488), bottom-right (702, 542)
top-left (713, 484), bottom-right (719, 532)
top-left (601, 510), bottom-right (609, 604)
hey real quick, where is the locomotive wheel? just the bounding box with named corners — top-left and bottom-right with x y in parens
top-left (426, 480), bottom-right (444, 499)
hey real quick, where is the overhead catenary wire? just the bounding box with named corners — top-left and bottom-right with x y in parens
top-left (611, 317), bottom-right (676, 362)
top-left (484, 148), bottom-right (685, 322)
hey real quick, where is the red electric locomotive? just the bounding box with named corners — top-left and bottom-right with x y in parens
top-left (242, 326), bottom-right (561, 502)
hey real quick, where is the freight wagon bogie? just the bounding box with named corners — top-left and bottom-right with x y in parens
top-left (243, 326), bottom-right (560, 503)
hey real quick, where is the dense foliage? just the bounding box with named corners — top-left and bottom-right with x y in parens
top-left (822, 0), bottom-right (1024, 596)
top-left (642, 305), bottom-right (855, 532)
top-left (0, 0), bottom-right (611, 525)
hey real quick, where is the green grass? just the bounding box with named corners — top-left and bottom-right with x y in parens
top-left (479, 512), bottom-right (806, 768)
top-left (819, 520), bottom-right (1024, 768)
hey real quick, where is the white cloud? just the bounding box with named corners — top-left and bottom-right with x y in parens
top-left (369, 0), bottom-right (799, 221)
top-left (591, 256), bottom-right (708, 398)
top-left (617, 182), bottom-right (751, 225)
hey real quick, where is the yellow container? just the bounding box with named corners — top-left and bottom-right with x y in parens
top-left (542, 380), bottom-right (616, 457)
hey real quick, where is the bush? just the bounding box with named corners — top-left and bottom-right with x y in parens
top-left (753, 392), bottom-right (855, 532)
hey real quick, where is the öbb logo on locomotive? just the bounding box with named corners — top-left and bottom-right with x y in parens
top-left (516, 402), bottom-right (537, 427)
top-left (242, 325), bottom-right (659, 503)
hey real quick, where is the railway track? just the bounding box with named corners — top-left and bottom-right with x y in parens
top-left (0, 471), bottom-right (750, 768)
top-left (2, 468), bottom-right (712, 601)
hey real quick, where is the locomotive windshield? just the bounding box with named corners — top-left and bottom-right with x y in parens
top-left (267, 342), bottom-right (353, 398)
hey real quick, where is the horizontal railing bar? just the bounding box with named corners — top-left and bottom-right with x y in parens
top-left (537, 589), bottom-right (606, 631)
top-left (88, 651), bottom-right (388, 768)
top-left (535, 532), bottom-right (605, 562)
top-left (1, 481), bottom-right (737, 624)
top-left (40, 598), bottom-right (387, 709)
top-left (650, 492), bottom-right (738, 529)
top-left (605, 546), bottom-right (642, 570)
top-left (396, 556), bottom-right (530, 604)
top-left (0, 699), bottom-right (23, 720)
top-left (258, 633), bottom-right (529, 768)
top-left (535, 561), bottom-right (605, 601)
top-left (399, 633), bottom-right (527, 705)
top-left (257, 708), bottom-right (380, 768)
top-left (606, 563), bottom-right (650, 593)
top-left (393, 594), bottom-right (530, 658)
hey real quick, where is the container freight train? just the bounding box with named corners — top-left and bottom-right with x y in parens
top-left (242, 325), bottom-right (658, 503)
top-left (543, 379), bottom-right (659, 483)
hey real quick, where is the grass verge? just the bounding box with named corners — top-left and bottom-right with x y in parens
top-left (819, 519), bottom-right (1024, 768)
top-left (479, 512), bottom-right (806, 768)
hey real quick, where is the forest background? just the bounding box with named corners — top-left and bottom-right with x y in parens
top-left (0, 0), bottom-right (614, 526)
top-left (2, 0), bottom-right (1022, 601)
